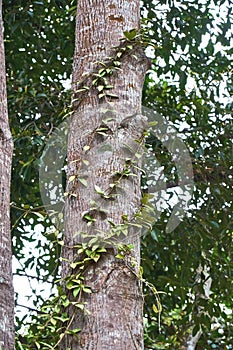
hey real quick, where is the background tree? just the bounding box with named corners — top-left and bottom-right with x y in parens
top-left (1, 0), bottom-right (232, 349)
top-left (0, 0), bottom-right (14, 348)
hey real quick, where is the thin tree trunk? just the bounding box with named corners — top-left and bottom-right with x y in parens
top-left (0, 1), bottom-right (14, 348)
top-left (62, 0), bottom-right (149, 348)
top-left (181, 264), bottom-right (212, 350)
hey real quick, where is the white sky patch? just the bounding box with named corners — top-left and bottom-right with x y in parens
top-left (13, 223), bottom-right (56, 325)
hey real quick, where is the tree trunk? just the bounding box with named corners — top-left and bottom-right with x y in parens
top-left (62, 0), bottom-right (149, 348)
top-left (181, 264), bottom-right (212, 350)
top-left (0, 1), bottom-right (14, 348)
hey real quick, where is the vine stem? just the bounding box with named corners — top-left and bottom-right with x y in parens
top-left (53, 312), bottom-right (76, 349)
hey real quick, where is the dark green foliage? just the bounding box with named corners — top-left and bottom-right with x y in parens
top-left (141, 0), bottom-right (232, 348)
top-left (3, 0), bottom-right (75, 319)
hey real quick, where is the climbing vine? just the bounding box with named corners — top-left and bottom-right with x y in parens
top-left (72, 26), bottom-right (154, 106)
top-left (15, 26), bottom-right (161, 350)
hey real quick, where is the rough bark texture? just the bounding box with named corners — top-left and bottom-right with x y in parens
top-left (62, 0), bottom-right (149, 349)
top-left (0, 1), bottom-right (14, 348)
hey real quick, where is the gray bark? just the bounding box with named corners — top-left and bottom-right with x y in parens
top-left (0, 1), bottom-right (14, 348)
top-left (182, 264), bottom-right (212, 350)
top-left (62, 0), bottom-right (149, 348)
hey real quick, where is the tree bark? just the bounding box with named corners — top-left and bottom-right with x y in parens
top-left (62, 0), bottom-right (149, 348)
top-left (0, 1), bottom-right (14, 349)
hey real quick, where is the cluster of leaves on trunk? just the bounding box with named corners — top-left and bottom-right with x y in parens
top-left (14, 26), bottom-right (162, 349)
top-left (3, 0), bottom-right (232, 349)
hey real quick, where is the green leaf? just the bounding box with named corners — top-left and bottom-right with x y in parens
top-left (62, 299), bottom-right (70, 308)
top-left (98, 93), bottom-right (106, 99)
top-left (68, 175), bottom-right (76, 182)
top-left (74, 303), bottom-right (85, 310)
top-left (91, 244), bottom-right (99, 251)
top-left (73, 287), bottom-right (80, 298)
top-left (75, 88), bottom-right (87, 93)
top-left (123, 29), bottom-right (137, 41)
top-left (97, 85), bottom-right (104, 92)
top-left (78, 178), bottom-right (88, 187)
top-left (33, 211), bottom-right (45, 220)
top-left (67, 328), bottom-right (81, 334)
top-left (50, 317), bottom-right (57, 326)
top-left (94, 185), bottom-right (104, 195)
top-left (135, 153), bottom-right (142, 159)
top-left (70, 261), bottom-right (79, 269)
top-left (92, 254), bottom-right (100, 262)
top-left (82, 159), bottom-right (89, 165)
top-left (83, 214), bottom-right (95, 222)
top-left (97, 247), bottom-right (107, 253)
top-left (116, 253), bottom-right (124, 259)
top-left (16, 342), bottom-right (25, 350)
top-left (106, 93), bottom-right (119, 98)
top-left (83, 145), bottom-right (90, 152)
